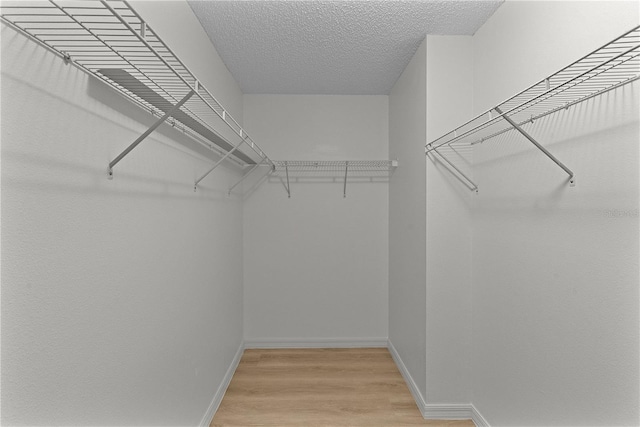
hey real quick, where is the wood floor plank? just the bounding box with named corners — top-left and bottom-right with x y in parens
top-left (210, 348), bottom-right (475, 427)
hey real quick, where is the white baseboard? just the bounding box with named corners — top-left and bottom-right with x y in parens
top-left (387, 340), bottom-right (428, 417)
top-left (197, 339), bottom-right (490, 427)
top-left (199, 342), bottom-right (244, 427)
top-left (470, 403), bottom-right (490, 427)
top-left (387, 340), bottom-right (490, 426)
top-left (244, 337), bottom-right (388, 349)
top-left (423, 403), bottom-right (473, 420)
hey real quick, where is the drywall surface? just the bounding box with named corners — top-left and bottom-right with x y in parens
top-left (1, 1), bottom-right (245, 425)
top-left (425, 36), bottom-right (474, 405)
top-left (389, 39), bottom-right (427, 401)
top-left (132, 1), bottom-right (244, 145)
top-left (471, 1), bottom-right (640, 425)
top-left (242, 95), bottom-right (389, 344)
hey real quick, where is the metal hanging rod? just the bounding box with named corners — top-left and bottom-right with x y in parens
top-left (1, 0), bottom-right (274, 181)
top-left (468, 75), bottom-right (640, 146)
top-left (273, 160), bottom-right (398, 172)
top-left (270, 160), bottom-right (398, 197)
top-left (425, 25), bottom-right (640, 188)
top-left (427, 25), bottom-right (640, 152)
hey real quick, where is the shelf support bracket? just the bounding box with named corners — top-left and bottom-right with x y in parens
top-left (284, 161), bottom-right (291, 198)
top-left (108, 90), bottom-right (195, 179)
top-left (343, 161), bottom-right (349, 198)
top-left (194, 137), bottom-right (248, 190)
top-left (494, 106), bottom-right (575, 186)
top-left (228, 160), bottom-right (265, 196)
top-left (431, 149), bottom-right (478, 193)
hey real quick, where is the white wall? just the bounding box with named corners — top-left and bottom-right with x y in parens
top-left (134, 1), bottom-right (242, 121)
top-left (425, 36), bottom-right (474, 405)
top-left (388, 39), bottom-right (427, 401)
top-left (471, 1), bottom-right (639, 426)
top-left (137, 1), bottom-right (244, 147)
top-left (1, 1), bottom-right (245, 425)
top-left (242, 95), bottom-right (389, 345)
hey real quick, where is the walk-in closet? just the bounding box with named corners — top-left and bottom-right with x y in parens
top-left (1, 1), bottom-right (638, 426)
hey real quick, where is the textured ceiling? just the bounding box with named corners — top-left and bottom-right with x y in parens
top-left (188, 1), bottom-right (503, 95)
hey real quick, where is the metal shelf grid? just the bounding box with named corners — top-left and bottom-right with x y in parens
top-left (426, 25), bottom-right (640, 152)
top-left (1, 0), bottom-right (273, 171)
top-left (273, 160), bottom-right (398, 175)
top-left (271, 160), bottom-right (398, 198)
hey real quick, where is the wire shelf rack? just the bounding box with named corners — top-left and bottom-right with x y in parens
top-left (1, 0), bottom-right (274, 181)
top-left (271, 160), bottom-right (398, 198)
top-left (426, 25), bottom-right (640, 153)
top-left (274, 160), bottom-right (397, 174)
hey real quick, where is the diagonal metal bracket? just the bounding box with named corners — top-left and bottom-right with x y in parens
top-left (283, 161), bottom-right (291, 198)
top-left (228, 159), bottom-right (266, 196)
top-left (494, 106), bottom-right (575, 186)
top-left (430, 148), bottom-right (478, 193)
top-left (343, 161), bottom-right (349, 198)
top-left (108, 90), bottom-right (195, 179)
top-left (194, 135), bottom-right (248, 191)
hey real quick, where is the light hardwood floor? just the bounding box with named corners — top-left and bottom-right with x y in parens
top-left (210, 348), bottom-right (474, 427)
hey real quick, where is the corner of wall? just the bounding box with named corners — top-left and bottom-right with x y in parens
top-left (198, 342), bottom-right (245, 427)
top-left (388, 36), bottom-right (427, 401)
top-left (387, 340), bottom-right (427, 417)
top-left (470, 403), bottom-right (491, 427)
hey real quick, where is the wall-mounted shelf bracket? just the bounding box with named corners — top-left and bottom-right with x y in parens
top-left (108, 90), bottom-right (195, 179)
top-left (284, 161), bottom-right (291, 198)
top-left (228, 160), bottom-right (268, 196)
top-left (194, 135), bottom-right (250, 191)
top-left (494, 107), bottom-right (575, 187)
top-left (343, 161), bottom-right (349, 198)
top-left (430, 148), bottom-right (478, 193)
top-left (425, 25), bottom-right (639, 190)
top-left (1, 1), bottom-right (274, 184)
top-left (271, 160), bottom-right (397, 198)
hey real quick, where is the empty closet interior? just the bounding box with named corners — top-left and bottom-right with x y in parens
top-left (1, 1), bottom-right (638, 426)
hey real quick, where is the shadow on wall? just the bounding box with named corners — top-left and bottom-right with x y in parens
top-left (469, 121), bottom-right (639, 215)
top-left (1, 148), bottom-right (238, 204)
top-left (427, 131), bottom-right (476, 207)
top-left (241, 174), bottom-right (392, 200)
top-left (425, 81), bottom-right (639, 216)
top-left (239, 165), bottom-right (393, 200)
top-left (86, 77), bottom-right (228, 164)
top-left (2, 28), bottom-right (247, 202)
top-left (465, 83), bottom-right (638, 206)
top-left (473, 82), bottom-right (638, 169)
top-left (427, 150), bottom-right (477, 200)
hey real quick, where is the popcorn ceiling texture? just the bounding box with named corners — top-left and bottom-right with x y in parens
top-left (188, 1), bottom-right (503, 95)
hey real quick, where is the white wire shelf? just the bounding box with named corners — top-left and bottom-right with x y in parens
top-left (1, 0), bottom-right (274, 183)
top-left (274, 160), bottom-right (397, 173)
top-left (271, 160), bottom-right (398, 198)
top-left (426, 25), bottom-right (640, 190)
top-left (427, 25), bottom-right (640, 151)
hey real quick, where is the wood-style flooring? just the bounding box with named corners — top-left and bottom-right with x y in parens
top-left (211, 348), bottom-right (474, 427)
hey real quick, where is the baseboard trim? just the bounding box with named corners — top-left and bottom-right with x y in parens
top-left (198, 339), bottom-right (490, 427)
top-left (199, 342), bottom-right (244, 427)
top-left (470, 403), bottom-right (490, 427)
top-left (244, 337), bottom-right (388, 349)
top-left (423, 403), bottom-right (473, 420)
top-left (387, 340), bottom-right (490, 426)
top-left (387, 340), bottom-right (428, 417)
